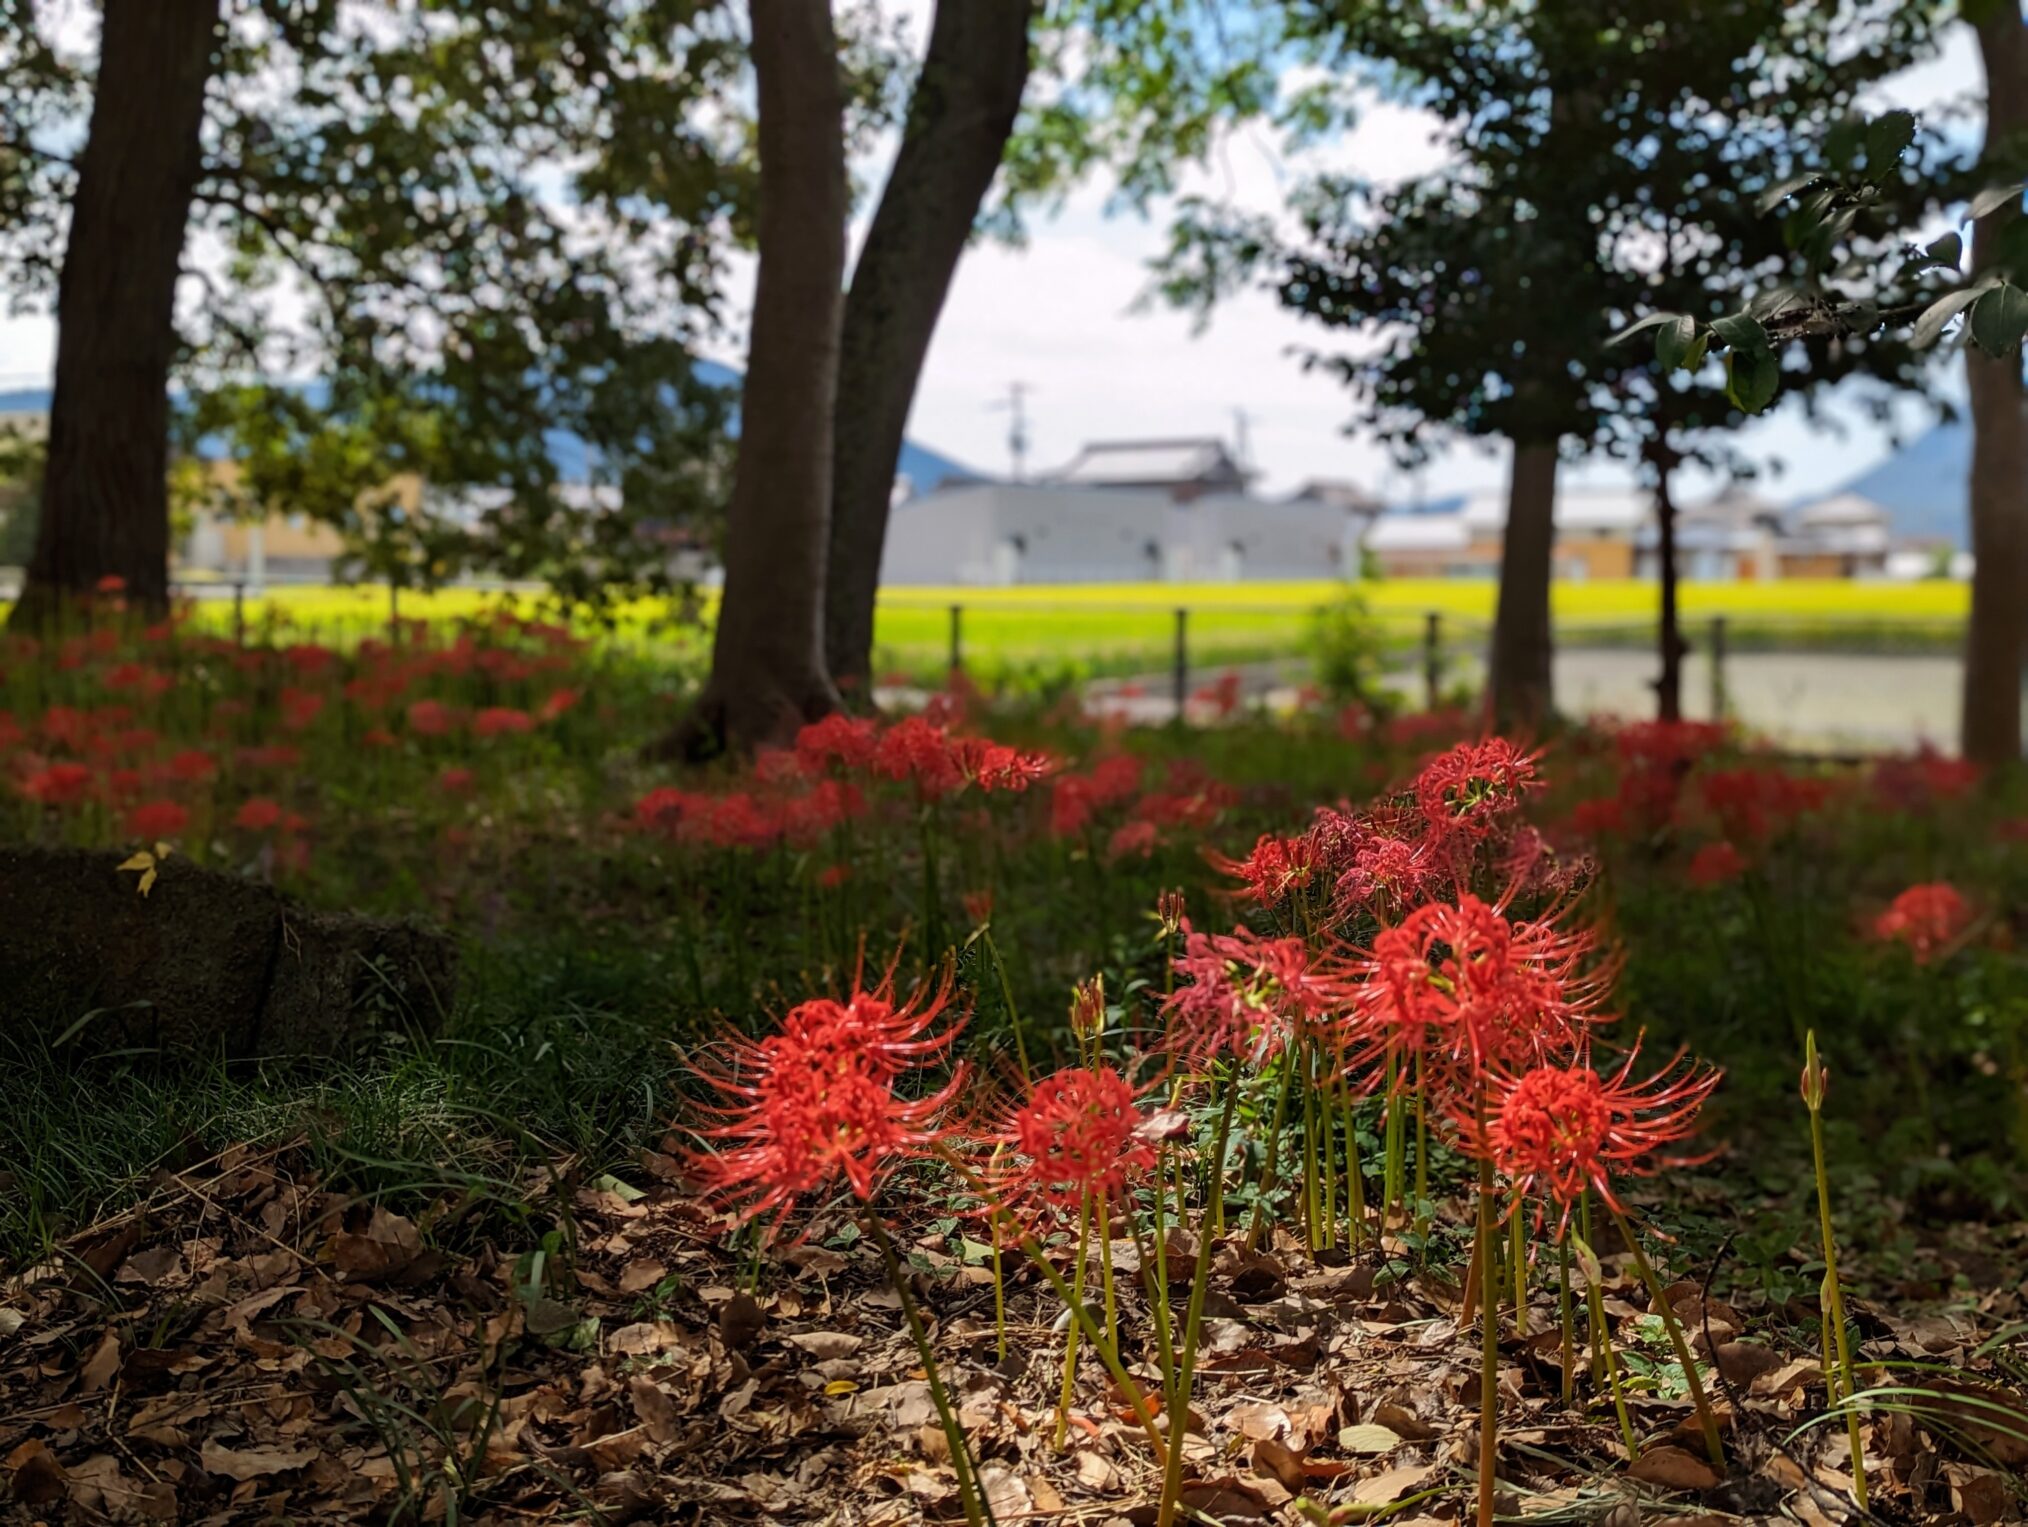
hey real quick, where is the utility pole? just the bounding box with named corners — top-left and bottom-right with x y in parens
top-left (1231, 407), bottom-right (1254, 471)
top-left (989, 381), bottom-right (1033, 482)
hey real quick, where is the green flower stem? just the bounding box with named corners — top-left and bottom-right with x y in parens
top-left (1054, 1191), bottom-right (1093, 1449)
top-left (1607, 1203), bottom-right (1724, 1469)
top-left (1806, 1042), bottom-right (1869, 1509)
top-left (1558, 1236), bottom-right (1576, 1407)
top-left (1581, 1243), bottom-right (1639, 1459)
top-left (1159, 1073), bottom-right (1240, 1527)
top-left (980, 929), bottom-right (1032, 1083)
top-left (864, 1211), bottom-right (992, 1527)
top-left (1245, 1050), bottom-right (1298, 1250)
top-left (1475, 1145), bottom-right (1499, 1527)
top-left (1510, 1207), bottom-right (1527, 1333)
top-left (936, 1148), bottom-right (1168, 1462)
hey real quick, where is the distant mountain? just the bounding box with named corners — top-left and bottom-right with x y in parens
top-left (0, 368), bottom-right (986, 494)
top-left (1822, 421), bottom-right (1969, 549)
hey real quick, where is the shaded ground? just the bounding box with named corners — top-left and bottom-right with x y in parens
top-left (3, 1140), bottom-right (2022, 1525)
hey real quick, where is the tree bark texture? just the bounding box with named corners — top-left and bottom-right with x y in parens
top-left (13, 0), bottom-right (222, 628)
top-left (823, 0), bottom-right (1036, 693)
top-left (673, 0), bottom-right (849, 755)
top-left (1962, 4), bottom-right (2028, 766)
top-left (1488, 439), bottom-right (1558, 733)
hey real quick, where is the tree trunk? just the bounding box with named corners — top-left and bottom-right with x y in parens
top-left (823, 0), bottom-right (1036, 694)
top-left (1488, 439), bottom-right (1557, 733)
top-left (665, 0), bottom-right (848, 757)
top-left (11, 0), bottom-right (222, 629)
top-left (1962, 3), bottom-right (2027, 767)
top-left (1650, 446), bottom-right (1685, 724)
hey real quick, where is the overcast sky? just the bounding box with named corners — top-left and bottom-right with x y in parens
top-left (0, 10), bottom-right (1989, 505)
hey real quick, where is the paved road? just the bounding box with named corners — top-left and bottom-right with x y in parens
top-left (1085, 648), bottom-right (1965, 752)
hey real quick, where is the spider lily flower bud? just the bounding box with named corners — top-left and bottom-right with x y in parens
top-left (1070, 975), bottom-right (1107, 1041)
top-left (1799, 1029), bottom-right (1829, 1112)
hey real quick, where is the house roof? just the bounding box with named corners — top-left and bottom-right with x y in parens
top-left (1046, 437), bottom-right (1250, 487)
top-left (1452, 485), bottom-right (1652, 533)
top-left (1364, 512), bottom-right (1472, 552)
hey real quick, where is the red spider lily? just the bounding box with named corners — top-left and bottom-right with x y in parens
top-left (237, 744), bottom-right (303, 771)
top-left (163, 749), bottom-right (217, 784)
top-left (1568, 795), bottom-right (1627, 838)
top-left (1458, 1040), bottom-right (1721, 1237)
top-left (952, 737), bottom-right (1053, 793)
top-left (1413, 738), bottom-right (1541, 841)
top-left (874, 715), bottom-right (965, 796)
top-left (1687, 841), bottom-right (1747, 887)
top-left (438, 767), bottom-right (476, 795)
top-left (536, 687), bottom-right (580, 723)
top-left (1871, 746), bottom-right (1978, 812)
top-left (1332, 832), bottom-right (1440, 920)
top-left (473, 706), bottom-right (534, 738)
top-left (363, 727), bottom-right (398, 749)
top-left (1166, 924), bottom-right (1341, 1064)
top-left (685, 972), bottom-right (968, 1231)
top-left (407, 699), bottom-right (458, 737)
top-left (1209, 831), bottom-right (1318, 907)
top-left (982, 1065), bottom-right (1160, 1220)
top-left (94, 574), bottom-right (127, 595)
top-left (795, 712), bottom-right (881, 774)
top-left (1870, 882), bottom-right (1971, 963)
top-left (279, 689), bottom-right (325, 731)
top-left (1699, 766), bottom-right (1830, 842)
top-left (127, 800), bottom-right (190, 839)
top-left (21, 762), bottom-right (94, 806)
top-left (1107, 820), bottom-right (1160, 862)
top-left (817, 863), bottom-right (852, 889)
top-left (235, 797), bottom-right (284, 832)
top-left (1346, 893), bottom-right (1613, 1085)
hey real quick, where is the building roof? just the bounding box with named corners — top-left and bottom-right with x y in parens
top-left (1364, 512), bottom-right (1472, 552)
top-left (1791, 491), bottom-right (1890, 528)
top-left (1046, 437), bottom-right (1251, 489)
top-left (1285, 478), bottom-right (1383, 513)
top-left (1452, 485), bottom-right (1652, 533)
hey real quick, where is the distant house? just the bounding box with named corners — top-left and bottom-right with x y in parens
top-left (1777, 492), bottom-right (1892, 578)
top-left (1365, 486), bottom-right (1650, 580)
top-left (1635, 486), bottom-right (1780, 581)
top-left (878, 482), bottom-right (1363, 586)
top-left (1043, 437), bottom-right (1254, 502)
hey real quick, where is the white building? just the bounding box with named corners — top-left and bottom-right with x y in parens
top-left (877, 482), bottom-right (1365, 586)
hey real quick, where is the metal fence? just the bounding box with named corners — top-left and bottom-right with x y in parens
top-left (898, 596), bottom-right (1971, 751)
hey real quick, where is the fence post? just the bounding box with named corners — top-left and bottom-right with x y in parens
top-left (947, 603), bottom-right (963, 676)
top-left (1423, 611), bottom-right (1442, 710)
top-left (1709, 614), bottom-right (1728, 721)
top-left (1172, 607), bottom-right (1189, 720)
top-left (232, 580), bottom-right (246, 647)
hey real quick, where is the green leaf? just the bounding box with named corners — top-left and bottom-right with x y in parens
top-left (1710, 312), bottom-right (1772, 355)
top-left (1756, 171), bottom-right (1820, 214)
top-left (1655, 315), bottom-right (1699, 371)
top-left (1925, 232), bottom-right (1963, 270)
top-left (1725, 346), bottom-right (1781, 414)
top-left (1608, 311), bottom-right (1683, 347)
top-left (1911, 286), bottom-right (1988, 349)
top-left (1863, 110), bottom-right (1917, 172)
top-left (1970, 284), bottom-right (2028, 357)
top-left (1970, 181), bottom-right (2027, 220)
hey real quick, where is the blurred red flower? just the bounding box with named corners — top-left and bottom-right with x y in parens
top-left (1870, 882), bottom-right (1971, 963)
top-left (127, 800), bottom-right (190, 839)
top-left (235, 797), bottom-right (284, 832)
top-left (1687, 841), bottom-right (1747, 887)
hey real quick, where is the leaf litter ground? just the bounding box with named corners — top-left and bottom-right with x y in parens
top-left (2, 1140), bottom-right (2023, 1525)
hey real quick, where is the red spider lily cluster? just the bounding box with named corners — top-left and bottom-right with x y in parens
top-left (3, 604), bottom-right (584, 875)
